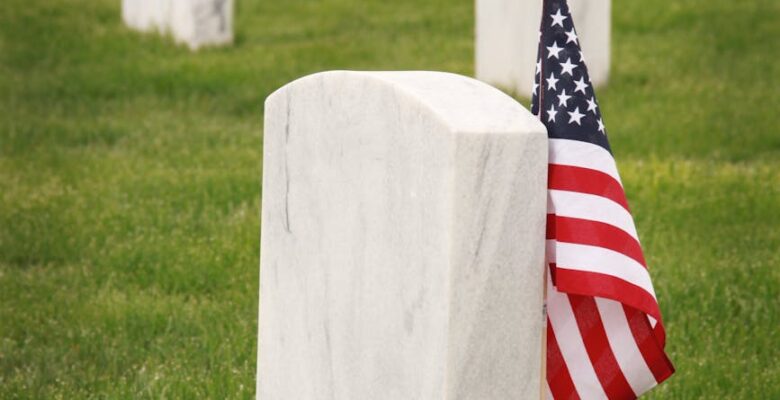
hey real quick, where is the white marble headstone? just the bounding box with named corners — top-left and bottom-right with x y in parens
top-left (257, 71), bottom-right (548, 399)
top-left (121, 0), bottom-right (170, 33)
top-left (148, 0), bottom-right (171, 32)
top-left (121, 0), bottom-right (233, 50)
top-left (170, 0), bottom-right (233, 50)
top-left (121, 0), bottom-right (150, 32)
top-left (476, 0), bottom-right (610, 95)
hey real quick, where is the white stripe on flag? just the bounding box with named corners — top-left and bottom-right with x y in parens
top-left (595, 297), bottom-right (658, 395)
top-left (555, 242), bottom-right (658, 300)
top-left (548, 190), bottom-right (639, 240)
top-left (547, 275), bottom-right (609, 400)
top-left (549, 138), bottom-right (623, 185)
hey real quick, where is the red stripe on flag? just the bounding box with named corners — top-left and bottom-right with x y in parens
top-left (547, 214), bottom-right (557, 238)
top-left (549, 262), bottom-right (558, 285)
top-left (548, 215), bottom-right (647, 267)
top-left (624, 306), bottom-right (675, 384)
top-left (546, 214), bottom-right (558, 285)
top-left (568, 295), bottom-right (636, 400)
top-left (547, 318), bottom-right (581, 400)
top-left (555, 269), bottom-right (662, 323)
top-left (549, 164), bottom-right (630, 211)
top-left (654, 323), bottom-right (666, 348)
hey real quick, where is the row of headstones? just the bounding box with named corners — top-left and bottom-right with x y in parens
top-left (120, 0), bottom-right (610, 88)
top-left (121, 0), bottom-right (233, 50)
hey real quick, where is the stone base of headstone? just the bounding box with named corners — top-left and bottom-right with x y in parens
top-left (476, 0), bottom-right (610, 95)
top-left (257, 71), bottom-right (548, 399)
top-left (121, 0), bottom-right (233, 50)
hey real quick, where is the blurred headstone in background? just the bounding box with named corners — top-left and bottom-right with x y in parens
top-left (476, 0), bottom-right (610, 95)
top-left (170, 0), bottom-right (233, 50)
top-left (149, 0), bottom-right (171, 33)
top-left (121, 0), bottom-right (150, 32)
top-left (257, 71), bottom-right (548, 399)
top-left (121, 0), bottom-right (233, 50)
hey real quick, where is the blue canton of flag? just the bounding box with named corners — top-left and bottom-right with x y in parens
top-left (531, 3), bottom-right (609, 152)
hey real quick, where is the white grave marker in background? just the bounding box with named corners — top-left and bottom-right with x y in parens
top-left (148, 0), bottom-right (171, 33)
top-left (170, 0), bottom-right (233, 50)
top-left (121, 0), bottom-right (170, 33)
top-left (121, 0), bottom-right (233, 50)
top-left (122, 0), bottom-right (151, 32)
top-left (257, 71), bottom-right (548, 399)
top-left (476, 0), bottom-right (610, 95)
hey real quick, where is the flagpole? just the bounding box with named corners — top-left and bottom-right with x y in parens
top-left (540, 266), bottom-right (548, 400)
top-left (537, 1), bottom-right (548, 399)
top-left (538, 0), bottom-right (547, 122)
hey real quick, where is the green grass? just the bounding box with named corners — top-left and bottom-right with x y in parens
top-left (0, 0), bottom-right (778, 398)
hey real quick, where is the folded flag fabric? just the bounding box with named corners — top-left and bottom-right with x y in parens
top-left (530, 1), bottom-right (675, 398)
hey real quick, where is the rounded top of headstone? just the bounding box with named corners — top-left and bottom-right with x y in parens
top-left (266, 70), bottom-right (545, 136)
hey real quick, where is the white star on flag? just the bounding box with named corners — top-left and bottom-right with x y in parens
top-left (547, 104), bottom-right (557, 122)
top-left (557, 89), bottom-right (571, 107)
top-left (565, 28), bottom-right (578, 44)
top-left (586, 96), bottom-right (598, 114)
top-left (567, 106), bottom-right (584, 125)
top-left (574, 76), bottom-right (589, 94)
top-left (550, 9), bottom-right (567, 27)
top-left (559, 58), bottom-right (577, 76)
top-left (547, 42), bottom-right (564, 59)
top-left (546, 72), bottom-right (559, 91)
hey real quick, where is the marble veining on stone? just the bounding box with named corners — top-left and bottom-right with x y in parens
top-left (257, 71), bottom-right (548, 399)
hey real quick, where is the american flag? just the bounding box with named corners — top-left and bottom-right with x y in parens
top-left (531, 1), bottom-right (675, 398)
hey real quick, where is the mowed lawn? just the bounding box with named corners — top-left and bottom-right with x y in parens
top-left (0, 0), bottom-right (778, 398)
